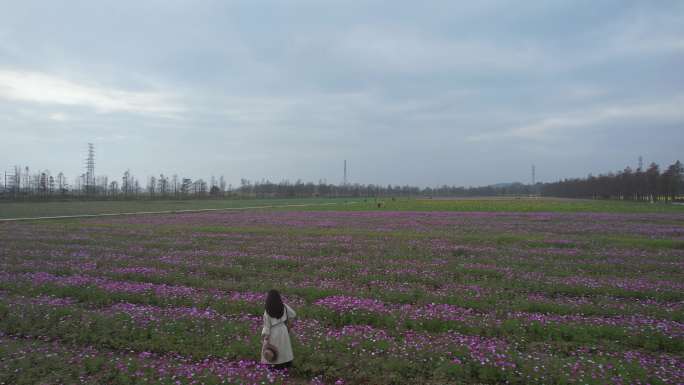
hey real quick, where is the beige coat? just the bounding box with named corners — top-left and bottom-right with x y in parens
top-left (261, 304), bottom-right (296, 364)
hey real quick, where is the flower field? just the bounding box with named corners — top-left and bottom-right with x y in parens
top-left (1, 208), bottom-right (683, 384)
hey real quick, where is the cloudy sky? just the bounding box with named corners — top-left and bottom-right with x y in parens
top-left (1, 1), bottom-right (682, 187)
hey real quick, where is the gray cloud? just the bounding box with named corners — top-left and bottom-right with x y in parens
top-left (1, 1), bottom-right (683, 187)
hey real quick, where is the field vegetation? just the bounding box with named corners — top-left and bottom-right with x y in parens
top-left (0, 198), bottom-right (344, 220)
top-left (2, 197), bottom-right (684, 220)
top-left (299, 197), bottom-right (684, 214)
top-left (0, 199), bottom-right (683, 384)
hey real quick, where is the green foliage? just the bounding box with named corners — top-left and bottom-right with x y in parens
top-left (0, 302), bottom-right (258, 360)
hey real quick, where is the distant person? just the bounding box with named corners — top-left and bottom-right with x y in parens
top-left (261, 289), bottom-right (296, 369)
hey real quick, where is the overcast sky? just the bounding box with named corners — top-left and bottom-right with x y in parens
top-left (1, 1), bottom-right (682, 187)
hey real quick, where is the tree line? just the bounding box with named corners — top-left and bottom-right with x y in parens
top-left (542, 161), bottom-right (683, 202)
top-left (0, 167), bottom-right (228, 201)
top-left (1, 161), bottom-right (682, 202)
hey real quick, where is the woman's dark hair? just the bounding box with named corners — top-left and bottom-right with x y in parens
top-left (265, 289), bottom-right (284, 319)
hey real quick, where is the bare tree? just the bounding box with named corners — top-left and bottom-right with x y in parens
top-left (171, 174), bottom-right (179, 198)
top-left (56, 172), bottom-right (67, 195)
top-left (219, 176), bottom-right (226, 197)
top-left (39, 171), bottom-right (48, 195)
top-left (48, 175), bottom-right (55, 195)
top-left (109, 180), bottom-right (119, 197)
top-left (158, 174), bottom-right (169, 197)
top-left (122, 170), bottom-right (131, 197)
top-left (181, 178), bottom-right (192, 197)
top-left (148, 176), bottom-right (157, 198)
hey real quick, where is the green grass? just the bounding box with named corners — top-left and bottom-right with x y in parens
top-left (0, 197), bottom-right (350, 219)
top-left (2, 197), bottom-right (683, 219)
top-left (292, 197), bottom-right (684, 213)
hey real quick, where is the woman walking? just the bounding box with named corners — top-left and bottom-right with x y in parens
top-left (261, 289), bottom-right (296, 369)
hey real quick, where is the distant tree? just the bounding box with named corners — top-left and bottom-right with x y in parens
top-left (56, 172), bottom-right (67, 195)
top-left (240, 179), bottom-right (252, 197)
top-left (171, 174), bottom-right (179, 198)
top-left (158, 174), bottom-right (169, 197)
top-left (663, 161), bottom-right (683, 201)
top-left (98, 176), bottom-right (108, 197)
top-left (148, 176), bottom-right (157, 197)
top-left (645, 163), bottom-right (660, 202)
top-left (620, 167), bottom-right (634, 200)
top-left (181, 178), bottom-right (192, 197)
top-left (39, 171), bottom-right (48, 195)
top-left (109, 180), bottom-right (119, 197)
top-left (24, 166), bottom-right (30, 195)
top-left (193, 179), bottom-right (207, 196)
top-left (219, 176), bottom-right (226, 197)
top-left (122, 170), bottom-right (131, 196)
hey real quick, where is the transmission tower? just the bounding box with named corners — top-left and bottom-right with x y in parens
top-left (85, 143), bottom-right (95, 192)
top-left (638, 155), bottom-right (643, 171)
top-left (4, 167), bottom-right (18, 196)
top-left (343, 160), bottom-right (348, 185)
top-left (531, 164), bottom-right (536, 185)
